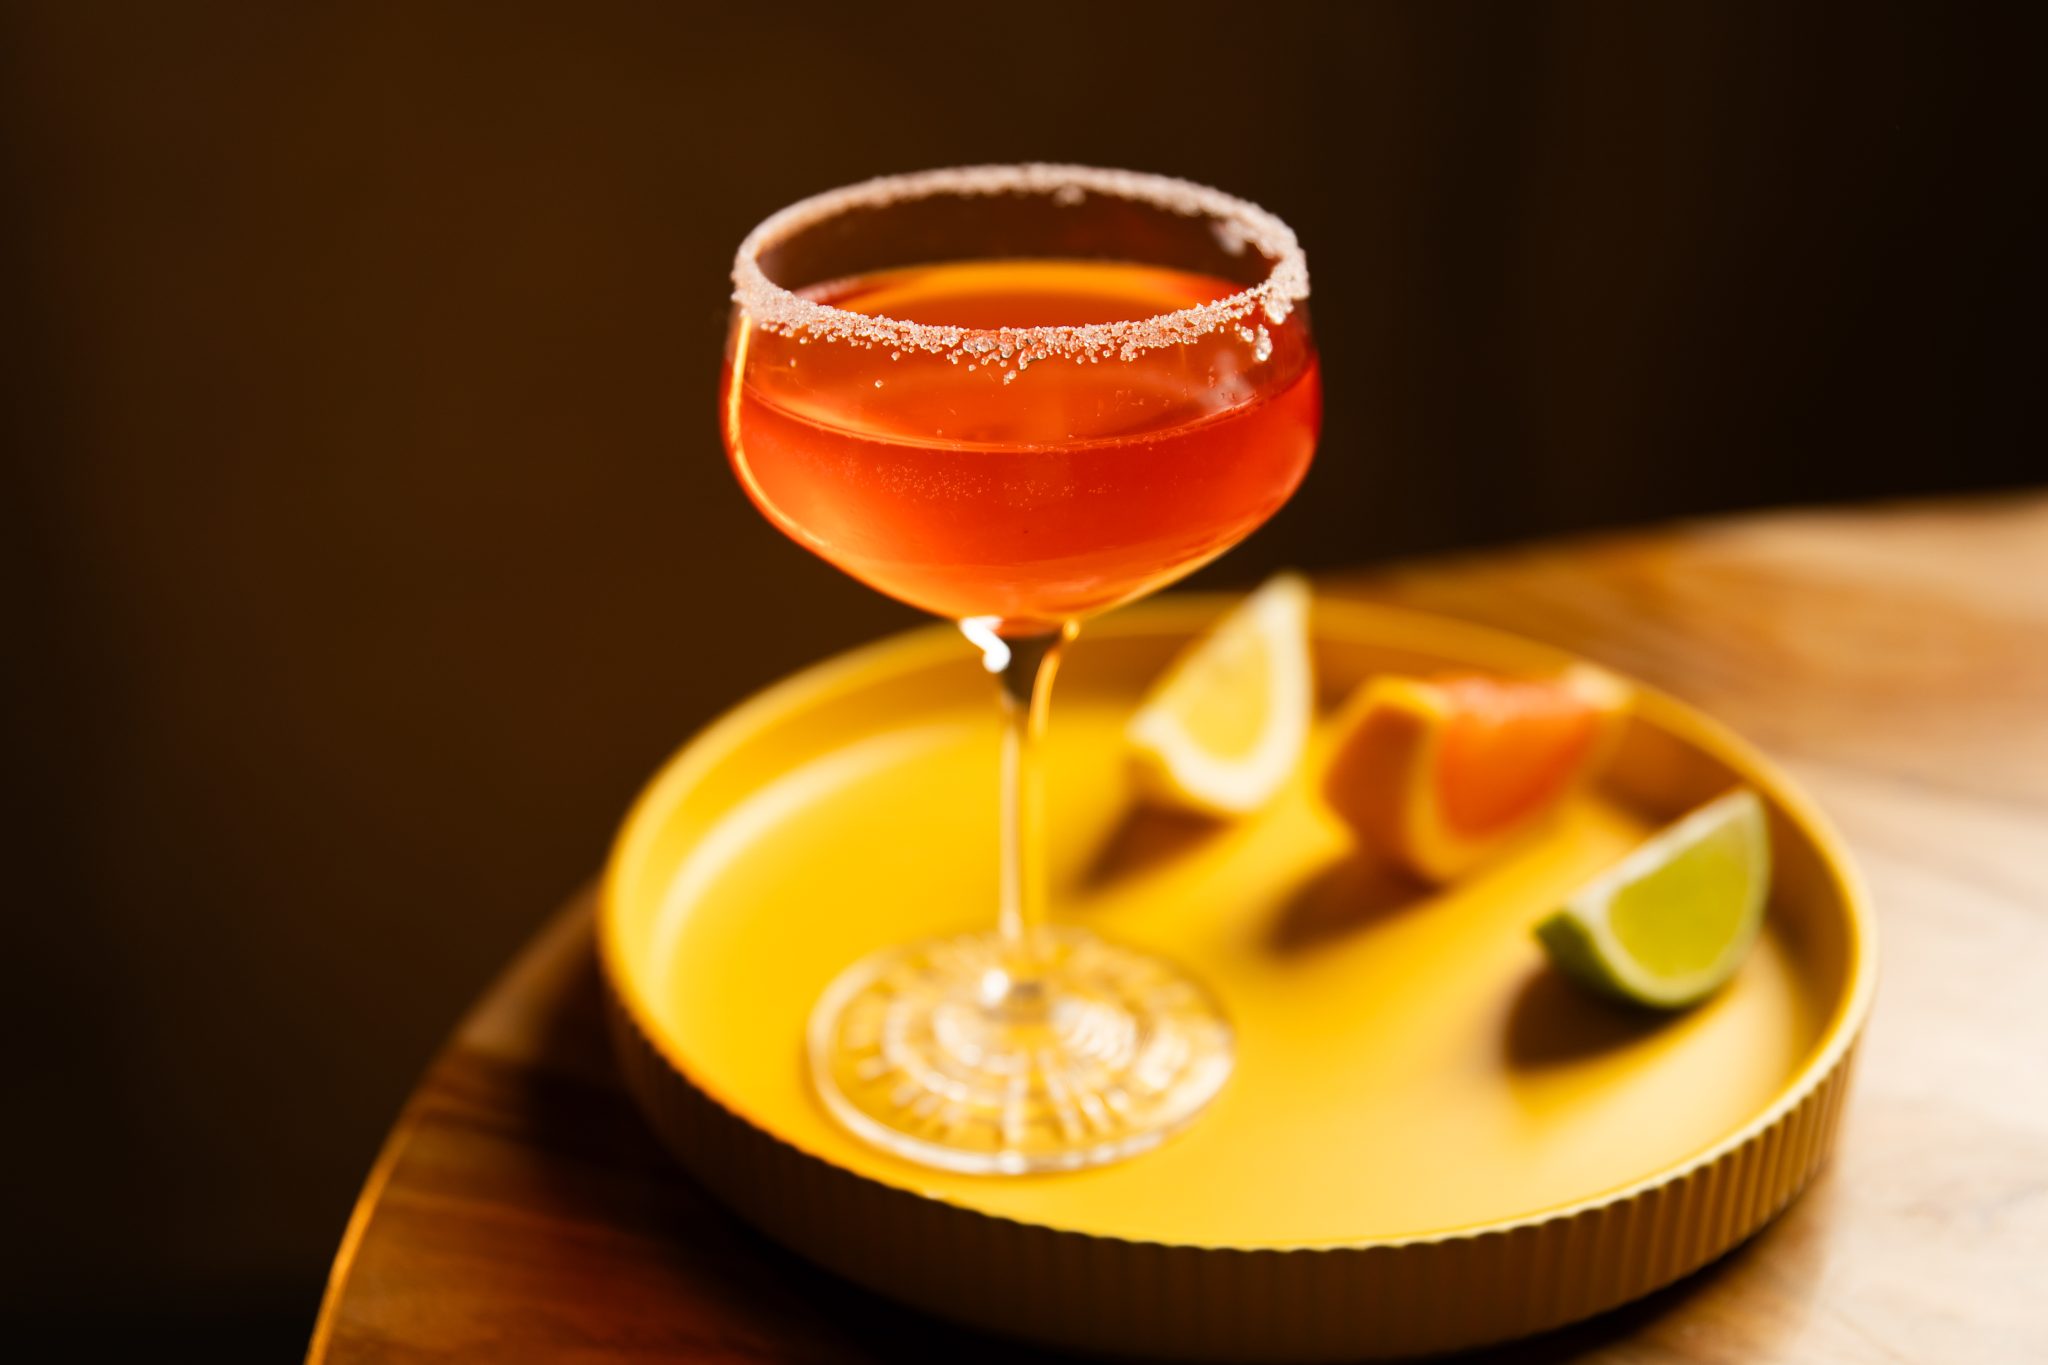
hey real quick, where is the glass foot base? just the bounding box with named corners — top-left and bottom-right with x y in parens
top-left (809, 927), bottom-right (1234, 1175)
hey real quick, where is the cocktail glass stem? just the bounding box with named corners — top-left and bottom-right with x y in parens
top-left (984, 620), bottom-right (1078, 1012)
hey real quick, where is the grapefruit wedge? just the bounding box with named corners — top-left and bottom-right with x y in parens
top-left (1321, 664), bottom-right (1631, 882)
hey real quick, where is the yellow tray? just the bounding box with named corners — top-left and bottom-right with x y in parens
top-left (601, 595), bottom-right (1874, 1361)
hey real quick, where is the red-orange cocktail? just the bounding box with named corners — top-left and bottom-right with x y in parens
top-left (726, 259), bottom-right (1320, 631)
top-left (722, 166), bottom-right (1319, 1175)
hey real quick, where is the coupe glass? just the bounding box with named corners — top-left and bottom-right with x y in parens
top-left (721, 165), bottom-right (1320, 1173)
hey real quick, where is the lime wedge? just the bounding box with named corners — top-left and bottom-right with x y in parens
top-left (1535, 789), bottom-right (1770, 1009)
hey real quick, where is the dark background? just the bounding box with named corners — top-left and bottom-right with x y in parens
top-left (1, 1), bottom-right (2040, 1355)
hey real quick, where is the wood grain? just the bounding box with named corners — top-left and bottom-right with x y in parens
top-left (309, 494), bottom-right (2048, 1363)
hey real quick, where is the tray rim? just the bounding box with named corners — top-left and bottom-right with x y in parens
top-left (598, 592), bottom-right (1877, 1254)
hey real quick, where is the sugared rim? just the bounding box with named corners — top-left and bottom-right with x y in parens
top-left (731, 164), bottom-right (1311, 365)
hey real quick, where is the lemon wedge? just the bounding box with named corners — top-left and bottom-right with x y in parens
top-left (1127, 574), bottom-right (1314, 816)
top-left (1536, 788), bottom-right (1771, 1009)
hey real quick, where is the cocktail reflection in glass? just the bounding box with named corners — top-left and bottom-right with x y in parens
top-left (721, 166), bottom-right (1320, 1173)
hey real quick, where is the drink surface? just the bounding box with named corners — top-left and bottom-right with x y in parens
top-left (724, 259), bottom-right (1321, 631)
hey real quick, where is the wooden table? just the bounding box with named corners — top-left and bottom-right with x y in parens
top-left (309, 496), bottom-right (2048, 1363)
